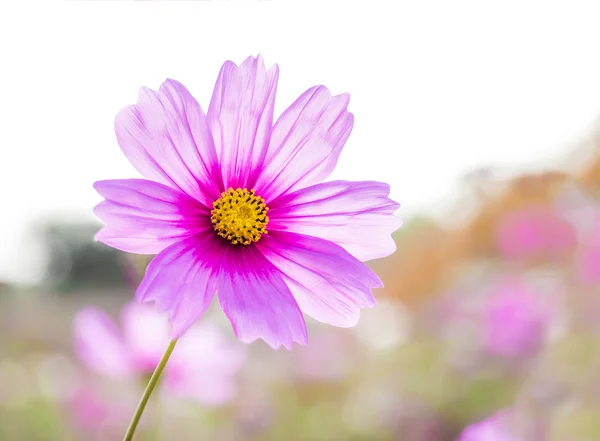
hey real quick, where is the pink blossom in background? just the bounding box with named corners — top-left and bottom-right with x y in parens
top-left (65, 383), bottom-right (132, 441)
top-left (457, 411), bottom-right (520, 441)
top-left (93, 54), bottom-right (401, 349)
top-left (495, 206), bottom-right (576, 261)
top-left (483, 279), bottom-right (550, 359)
top-left (74, 302), bottom-right (245, 406)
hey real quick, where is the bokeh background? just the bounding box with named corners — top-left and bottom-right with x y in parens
top-left (3, 2), bottom-right (600, 440)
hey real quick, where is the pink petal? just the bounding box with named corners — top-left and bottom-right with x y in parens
top-left (269, 180), bottom-right (401, 261)
top-left (120, 302), bottom-right (171, 372)
top-left (216, 246), bottom-right (308, 349)
top-left (115, 79), bottom-right (222, 207)
top-left (257, 232), bottom-right (381, 328)
top-left (207, 55), bottom-right (279, 190)
top-left (255, 86), bottom-right (353, 201)
top-left (458, 411), bottom-right (520, 441)
top-left (73, 307), bottom-right (134, 378)
top-left (93, 179), bottom-right (207, 254)
top-left (135, 234), bottom-right (221, 337)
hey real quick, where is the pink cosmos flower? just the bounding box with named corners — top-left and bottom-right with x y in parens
top-left (483, 279), bottom-right (550, 359)
top-left (73, 302), bottom-right (245, 406)
top-left (495, 206), bottom-right (576, 261)
top-left (93, 55), bottom-right (401, 349)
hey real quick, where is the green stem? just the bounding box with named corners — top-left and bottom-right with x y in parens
top-left (122, 339), bottom-right (178, 441)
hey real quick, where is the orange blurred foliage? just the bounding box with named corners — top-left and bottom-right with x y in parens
top-left (379, 135), bottom-right (600, 310)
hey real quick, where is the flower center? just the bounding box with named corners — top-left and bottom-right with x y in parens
top-left (210, 188), bottom-right (269, 245)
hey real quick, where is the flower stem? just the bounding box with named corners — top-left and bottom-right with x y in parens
top-left (122, 339), bottom-right (178, 441)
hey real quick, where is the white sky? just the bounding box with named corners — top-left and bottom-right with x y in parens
top-left (2, 1), bottom-right (600, 283)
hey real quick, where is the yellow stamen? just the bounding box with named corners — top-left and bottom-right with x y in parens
top-left (210, 188), bottom-right (269, 245)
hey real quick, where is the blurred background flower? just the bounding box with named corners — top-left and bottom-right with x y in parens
top-left (482, 277), bottom-right (552, 360)
top-left (74, 302), bottom-right (245, 406)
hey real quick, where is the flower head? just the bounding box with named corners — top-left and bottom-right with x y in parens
top-left (483, 279), bottom-right (550, 359)
top-left (73, 302), bottom-right (245, 406)
top-left (94, 55), bottom-right (401, 348)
